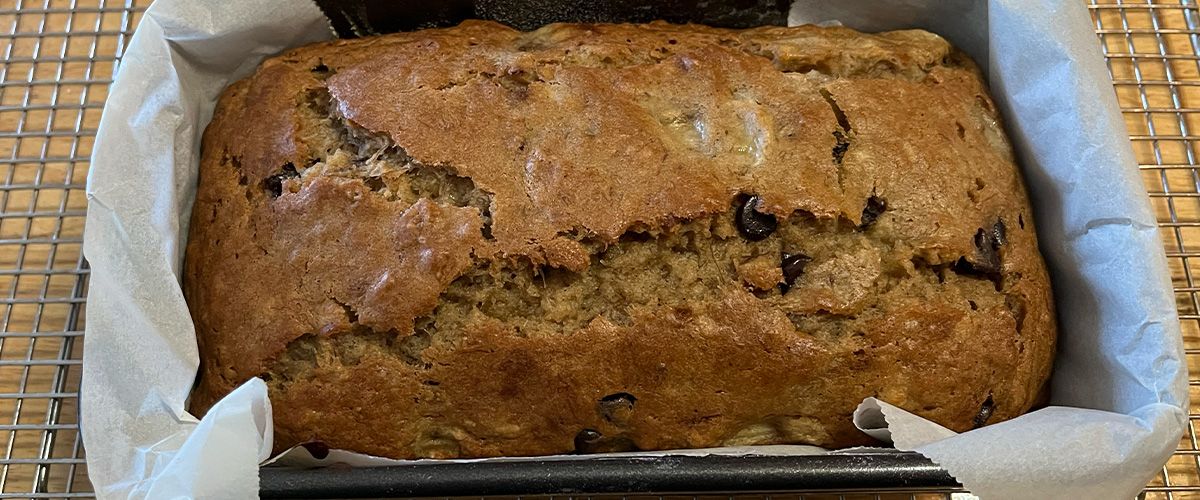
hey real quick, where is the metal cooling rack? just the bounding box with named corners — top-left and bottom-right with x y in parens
top-left (0, 0), bottom-right (1193, 498)
top-left (0, 0), bottom-right (142, 497)
top-left (1091, 1), bottom-right (1200, 498)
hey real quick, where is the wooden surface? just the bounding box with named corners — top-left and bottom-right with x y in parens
top-left (0, 0), bottom-right (1196, 498)
top-left (0, 1), bottom-right (143, 496)
top-left (1092, 2), bottom-right (1200, 498)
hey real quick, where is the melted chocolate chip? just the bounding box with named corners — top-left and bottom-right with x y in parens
top-left (600, 392), bottom-right (637, 404)
top-left (598, 393), bottom-right (637, 423)
top-left (735, 194), bottom-right (777, 241)
top-left (973, 395), bottom-right (995, 429)
top-left (832, 130), bottom-right (850, 164)
top-left (779, 253), bottom-right (812, 294)
top-left (860, 195), bottom-right (887, 228)
top-left (955, 227), bottom-right (1001, 276)
top-left (992, 219), bottom-right (1007, 247)
top-left (263, 163), bottom-right (300, 198)
top-left (574, 429), bottom-right (604, 453)
top-left (302, 441), bottom-right (331, 459)
top-left (958, 219), bottom-right (1008, 277)
top-left (574, 430), bottom-right (638, 454)
top-left (975, 228), bottom-right (1001, 272)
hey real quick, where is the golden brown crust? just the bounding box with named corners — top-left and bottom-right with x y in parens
top-left (186, 21), bottom-right (1056, 459)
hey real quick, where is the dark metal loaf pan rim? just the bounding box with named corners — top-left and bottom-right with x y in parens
top-left (259, 452), bottom-right (959, 498)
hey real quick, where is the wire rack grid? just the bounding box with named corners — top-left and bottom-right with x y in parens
top-left (0, 0), bottom-right (1195, 498)
top-left (1091, 0), bottom-right (1200, 498)
top-left (0, 0), bottom-right (143, 497)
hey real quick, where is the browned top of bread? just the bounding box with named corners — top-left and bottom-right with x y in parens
top-left (186, 21), bottom-right (1055, 459)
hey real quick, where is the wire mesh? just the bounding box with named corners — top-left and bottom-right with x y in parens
top-left (0, 0), bottom-right (142, 497)
top-left (0, 0), bottom-right (1192, 498)
top-left (1090, 0), bottom-right (1200, 498)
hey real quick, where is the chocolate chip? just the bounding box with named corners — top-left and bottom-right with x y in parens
top-left (973, 395), bottom-right (995, 429)
top-left (975, 228), bottom-right (1001, 272)
top-left (600, 392), bottom-right (637, 404)
top-left (860, 195), bottom-right (887, 228)
top-left (955, 228), bottom-right (1001, 276)
top-left (952, 218), bottom-right (1010, 284)
top-left (779, 253), bottom-right (812, 294)
top-left (992, 219), bottom-right (1007, 247)
top-left (832, 130), bottom-right (850, 164)
top-left (302, 441), bottom-right (331, 459)
top-left (263, 163), bottom-right (299, 198)
top-left (598, 393), bottom-right (637, 423)
top-left (574, 429), bottom-right (638, 454)
top-left (574, 429), bottom-right (603, 453)
top-left (735, 194), bottom-right (777, 241)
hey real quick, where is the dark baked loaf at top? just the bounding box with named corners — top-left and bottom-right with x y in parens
top-left (186, 20), bottom-right (1056, 459)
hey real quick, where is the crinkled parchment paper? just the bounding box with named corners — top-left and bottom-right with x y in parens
top-left (81, 0), bottom-right (1186, 498)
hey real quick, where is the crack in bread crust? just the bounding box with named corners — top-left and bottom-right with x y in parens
top-left (186, 21), bottom-right (1056, 459)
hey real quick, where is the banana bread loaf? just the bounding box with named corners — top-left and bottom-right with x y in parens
top-left (186, 20), bottom-right (1056, 459)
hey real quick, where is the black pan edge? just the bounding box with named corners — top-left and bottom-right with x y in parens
top-left (260, 453), bottom-right (959, 498)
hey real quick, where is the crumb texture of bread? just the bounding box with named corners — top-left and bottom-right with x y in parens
top-left (185, 21), bottom-right (1056, 459)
